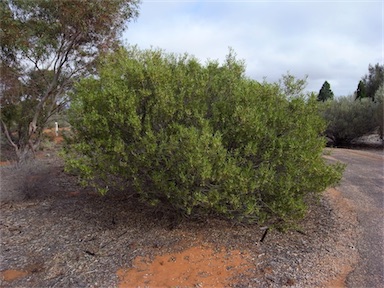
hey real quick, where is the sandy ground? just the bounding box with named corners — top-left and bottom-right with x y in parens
top-left (1, 142), bottom-right (379, 287)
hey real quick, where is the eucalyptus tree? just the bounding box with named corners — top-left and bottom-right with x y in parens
top-left (358, 63), bottom-right (384, 101)
top-left (0, 0), bottom-right (140, 163)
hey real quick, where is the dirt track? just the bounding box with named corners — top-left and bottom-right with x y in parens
top-left (325, 148), bottom-right (384, 288)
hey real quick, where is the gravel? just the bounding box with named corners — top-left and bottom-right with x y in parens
top-left (0, 150), bottom-right (359, 287)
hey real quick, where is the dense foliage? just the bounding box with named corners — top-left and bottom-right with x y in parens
top-left (0, 0), bottom-right (140, 163)
top-left (355, 80), bottom-right (366, 100)
top-left (320, 89), bottom-right (383, 146)
top-left (355, 63), bottom-right (384, 101)
top-left (64, 47), bottom-right (344, 226)
top-left (317, 81), bottom-right (334, 102)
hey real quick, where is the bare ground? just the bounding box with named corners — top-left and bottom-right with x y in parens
top-left (0, 144), bottom-right (360, 287)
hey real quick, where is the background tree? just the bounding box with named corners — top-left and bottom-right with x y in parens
top-left (358, 63), bottom-right (384, 101)
top-left (0, 0), bottom-right (140, 163)
top-left (355, 80), bottom-right (366, 100)
top-left (317, 81), bottom-right (334, 102)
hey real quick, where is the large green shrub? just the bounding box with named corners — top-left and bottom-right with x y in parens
top-left (64, 47), bottom-right (343, 225)
top-left (320, 95), bottom-right (383, 146)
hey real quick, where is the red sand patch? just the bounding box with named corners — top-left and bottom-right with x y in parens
top-left (54, 136), bottom-right (64, 144)
top-left (43, 128), bottom-right (66, 144)
top-left (0, 269), bottom-right (29, 282)
top-left (0, 161), bottom-right (11, 167)
top-left (67, 191), bottom-right (81, 197)
top-left (27, 175), bottom-right (41, 183)
top-left (325, 188), bottom-right (356, 221)
top-left (325, 265), bottom-right (352, 288)
top-left (117, 245), bottom-right (255, 287)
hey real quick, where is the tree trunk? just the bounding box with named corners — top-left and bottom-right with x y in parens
top-left (16, 146), bottom-right (31, 165)
top-left (1, 118), bottom-right (38, 165)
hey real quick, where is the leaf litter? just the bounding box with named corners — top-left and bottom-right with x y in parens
top-left (0, 149), bottom-right (359, 287)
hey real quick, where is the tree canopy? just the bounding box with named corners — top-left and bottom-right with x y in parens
top-left (317, 81), bottom-right (334, 102)
top-left (0, 0), bottom-right (140, 163)
top-left (355, 80), bottom-right (366, 100)
top-left (355, 63), bottom-right (384, 101)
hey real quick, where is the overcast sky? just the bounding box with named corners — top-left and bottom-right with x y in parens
top-left (123, 0), bottom-right (383, 96)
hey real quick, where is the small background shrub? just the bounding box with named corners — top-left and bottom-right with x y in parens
top-left (320, 93), bottom-right (383, 146)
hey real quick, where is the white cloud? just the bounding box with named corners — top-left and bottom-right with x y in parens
top-left (123, 1), bottom-right (383, 96)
